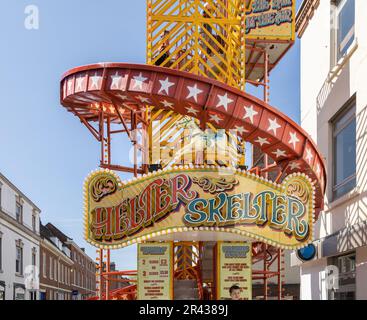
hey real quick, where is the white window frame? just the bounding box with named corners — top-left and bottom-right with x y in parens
top-left (332, 0), bottom-right (355, 64)
top-left (332, 99), bottom-right (356, 200)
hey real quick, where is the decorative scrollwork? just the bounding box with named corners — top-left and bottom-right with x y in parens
top-left (91, 176), bottom-right (117, 202)
top-left (286, 179), bottom-right (309, 204)
top-left (192, 176), bottom-right (239, 194)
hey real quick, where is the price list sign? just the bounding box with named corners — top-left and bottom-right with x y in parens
top-left (217, 242), bottom-right (252, 300)
top-left (137, 243), bottom-right (173, 300)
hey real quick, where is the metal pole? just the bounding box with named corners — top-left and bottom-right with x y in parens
top-left (100, 111), bottom-right (105, 166)
top-left (99, 249), bottom-right (104, 301)
top-left (263, 243), bottom-right (268, 300)
top-left (264, 50), bottom-right (270, 180)
top-left (278, 249), bottom-right (282, 300)
top-left (106, 249), bottom-right (111, 300)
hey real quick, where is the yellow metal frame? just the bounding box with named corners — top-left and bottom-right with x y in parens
top-left (146, 0), bottom-right (248, 169)
top-left (147, 0), bottom-right (246, 89)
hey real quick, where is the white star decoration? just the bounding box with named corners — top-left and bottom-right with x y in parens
top-left (272, 149), bottom-right (287, 158)
top-left (136, 96), bottom-right (150, 104)
top-left (243, 105), bottom-right (258, 124)
top-left (235, 126), bottom-right (248, 135)
top-left (90, 73), bottom-right (101, 89)
top-left (161, 100), bottom-right (174, 109)
top-left (210, 114), bottom-right (222, 124)
top-left (289, 161), bottom-right (301, 170)
top-left (159, 77), bottom-right (175, 95)
top-left (67, 80), bottom-right (73, 93)
top-left (133, 73), bottom-right (148, 90)
top-left (268, 118), bottom-right (281, 135)
top-left (253, 243), bottom-right (262, 255)
top-left (117, 94), bottom-right (128, 100)
top-left (289, 132), bottom-right (300, 149)
top-left (305, 148), bottom-right (314, 164)
top-left (111, 72), bottom-right (122, 89)
top-left (186, 106), bottom-right (199, 115)
top-left (255, 137), bottom-right (270, 147)
top-left (216, 93), bottom-right (233, 112)
top-left (316, 164), bottom-right (321, 176)
top-left (187, 84), bottom-right (203, 103)
top-left (76, 77), bottom-right (84, 91)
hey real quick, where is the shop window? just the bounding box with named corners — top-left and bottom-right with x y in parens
top-left (328, 253), bottom-right (356, 300)
top-left (0, 281), bottom-right (5, 300)
top-left (13, 284), bottom-right (25, 300)
top-left (332, 100), bottom-right (356, 200)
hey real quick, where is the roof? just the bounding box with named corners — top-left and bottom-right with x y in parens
top-left (45, 222), bottom-right (72, 242)
top-left (0, 171), bottom-right (41, 212)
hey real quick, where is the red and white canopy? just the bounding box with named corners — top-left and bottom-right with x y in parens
top-left (61, 63), bottom-right (326, 218)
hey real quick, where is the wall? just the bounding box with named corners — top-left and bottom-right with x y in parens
top-left (356, 246), bottom-right (367, 300)
top-left (0, 174), bottom-right (40, 300)
top-left (300, 258), bottom-right (328, 300)
top-left (0, 218), bottom-right (40, 300)
top-left (299, 0), bottom-right (367, 300)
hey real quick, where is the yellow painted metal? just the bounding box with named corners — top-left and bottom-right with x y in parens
top-left (147, 0), bottom-right (247, 169)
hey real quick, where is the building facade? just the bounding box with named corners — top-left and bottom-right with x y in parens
top-left (68, 241), bottom-right (97, 300)
top-left (0, 172), bottom-right (41, 300)
top-left (295, 0), bottom-right (367, 300)
top-left (39, 223), bottom-right (74, 300)
top-left (43, 223), bottom-right (97, 300)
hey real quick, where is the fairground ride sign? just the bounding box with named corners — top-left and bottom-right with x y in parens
top-left (83, 166), bottom-right (315, 250)
top-left (246, 0), bottom-right (296, 41)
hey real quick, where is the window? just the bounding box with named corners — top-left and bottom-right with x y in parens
top-left (329, 253), bottom-right (356, 300)
top-left (55, 260), bottom-right (58, 281)
top-left (32, 214), bottom-right (37, 232)
top-left (16, 245), bottom-right (23, 275)
top-left (16, 202), bottom-right (23, 223)
top-left (333, 0), bottom-right (355, 62)
top-left (32, 248), bottom-right (36, 266)
top-left (50, 257), bottom-right (53, 280)
top-left (42, 253), bottom-right (46, 278)
top-left (332, 101), bottom-right (356, 200)
top-left (0, 281), bottom-right (5, 300)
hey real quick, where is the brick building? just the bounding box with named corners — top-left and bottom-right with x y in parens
top-left (39, 223), bottom-right (96, 300)
top-left (39, 224), bottom-right (73, 300)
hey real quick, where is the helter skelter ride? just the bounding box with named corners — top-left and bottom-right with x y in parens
top-left (60, 0), bottom-right (326, 300)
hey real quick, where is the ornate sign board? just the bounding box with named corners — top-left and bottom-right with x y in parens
top-left (246, 0), bottom-right (296, 41)
top-left (84, 166), bottom-right (315, 250)
top-left (216, 242), bottom-right (252, 300)
top-left (137, 243), bottom-right (173, 300)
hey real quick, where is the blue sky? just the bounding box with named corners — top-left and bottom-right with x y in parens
top-left (0, 0), bottom-right (300, 271)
